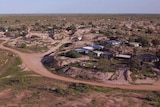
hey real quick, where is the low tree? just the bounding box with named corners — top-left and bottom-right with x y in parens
top-left (90, 29), bottom-right (96, 33)
top-left (4, 32), bottom-right (10, 37)
top-left (35, 22), bottom-right (40, 26)
top-left (18, 43), bottom-right (26, 48)
top-left (156, 50), bottom-right (160, 68)
top-left (8, 27), bottom-right (15, 32)
top-left (152, 39), bottom-right (160, 46)
top-left (145, 28), bottom-right (153, 34)
top-left (66, 25), bottom-right (76, 32)
top-left (156, 50), bottom-right (160, 59)
top-left (64, 50), bottom-right (81, 58)
top-left (135, 36), bottom-right (149, 47)
top-left (128, 37), bottom-right (135, 42)
top-left (104, 31), bottom-right (113, 37)
top-left (15, 20), bottom-right (21, 23)
top-left (129, 56), bottom-right (142, 71)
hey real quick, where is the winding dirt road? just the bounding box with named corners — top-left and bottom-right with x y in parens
top-left (0, 38), bottom-right (160, 91)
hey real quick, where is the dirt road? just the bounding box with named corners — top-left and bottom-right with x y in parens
top-left (0, 38), bottom-right (160, 91)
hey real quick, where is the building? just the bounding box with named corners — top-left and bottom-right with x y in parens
top-left (107, 40), bottom-right (122, 46)
top-left (75, 48), bottom-right (89, 54)
top-left (103, 51), bottom-right (113, 60)
top-left (77, 37), bottom-right (82, 41)
top-left (10, 33), bottom-right (16, 38)
top-left (137, 54), bottom-right (159, 63)
top-left (3, 27), bottom-right (8, 32)
top-left (82, 46), bottom-right (94, 51)
top-left (93, 51), bottom-right (103, 57)
top-left (91, 44), bottom-right (104, 50)
top-left (115, 54), bottom-right (131, 59)
top-left (129, 42), bottom-right (141, 47)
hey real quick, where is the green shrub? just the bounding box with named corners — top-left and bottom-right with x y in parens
top-left (68, 83), bottom-right (113, 93)
top-left (104, 31), bottom-right (113, 37)
top-left (60, 43), bottom-right (72, 49)
top-left (64, 43), bottom-right (72, 47)
top-left (90, 29), bottom-right (96, 33)
top-left (135, 36), bottom-right (149, 47)
top-left (20, 44), bottom-right (27, 48)
top-left (66, 25), bottom-right (76, 32)
top-left (145, 28), bottom-right (153, 34)
top-left (69, 83), bottom-right (91, 93)
top-left (152, 39), bottom-right (160, 46)
top-left (55, 87), bottom-right (66, 96)
top-left (128, 37), bottom-right (135, 42)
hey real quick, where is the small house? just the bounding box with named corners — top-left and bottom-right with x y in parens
top-left (75, 48), bottom-right (89, 54)
top-left (93, 51), bottom-right (103, 57)
top-left (129, 42), bottom-right (141, 47)
top-left (107, 40), bottom-right (122, 46)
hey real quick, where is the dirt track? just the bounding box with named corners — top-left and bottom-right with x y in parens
top-left (0, 38), bottom-right (160, 91)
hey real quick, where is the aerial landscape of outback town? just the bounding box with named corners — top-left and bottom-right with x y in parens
top-left (0, 0), bottom-right (160, 107)
top-left (0, 14), bottom-right (160, 106)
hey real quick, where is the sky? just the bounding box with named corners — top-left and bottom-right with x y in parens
top-left (0, 0), bottom-right (160, 14)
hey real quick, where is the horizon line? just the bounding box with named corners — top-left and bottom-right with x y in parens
top-left (0, 13), bottom-right (160, 16)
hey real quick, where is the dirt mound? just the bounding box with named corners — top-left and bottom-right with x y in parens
top-left (58, 67), bottom-right (113, 81)
top-left (41, 55), bottom-right (58, 68)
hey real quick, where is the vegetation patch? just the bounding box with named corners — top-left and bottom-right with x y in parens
top-left (62, 50), bottom-right (82, 58)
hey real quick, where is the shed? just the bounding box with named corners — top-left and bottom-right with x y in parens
top-left (77, 37), bottom-right (82, 41)
top-left (93, 51), bottom-right (103, 57)
top-left (129, 42), bottom-right (141, 47)
top-left (115, 54), bottom-right (131, 59)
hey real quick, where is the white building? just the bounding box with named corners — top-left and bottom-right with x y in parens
top-left (77, 37), bottom-right (82, 41)
top-left (82, 46), bottom-right (94, 51)
top-left (129, 42), bottom-right (141, 47)
top-left (93, 51), bottom-right (103, 57)
top-left (107, 40), bottom-right (122, 46)
top-left (115, 54), bottom-right (131, 59)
